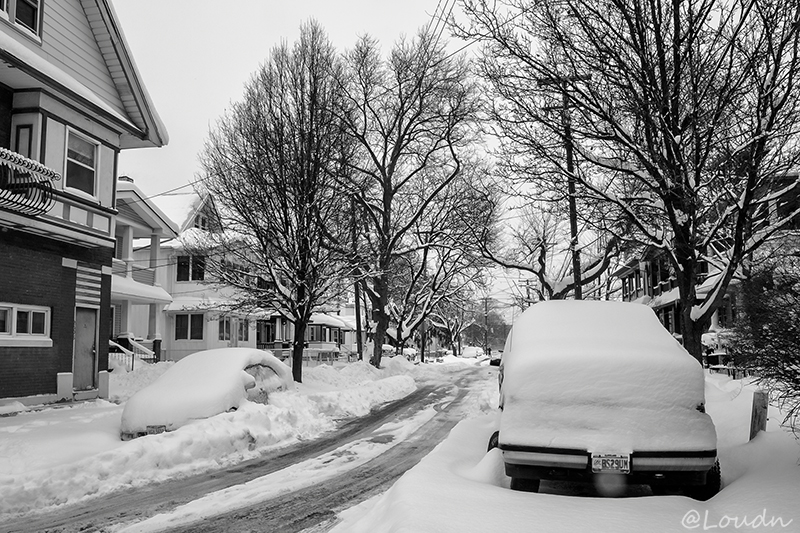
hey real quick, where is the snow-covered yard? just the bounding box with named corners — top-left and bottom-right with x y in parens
top-left (333, 373), bottom-right (800, 533)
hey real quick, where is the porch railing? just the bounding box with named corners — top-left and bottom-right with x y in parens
top-left (109, 338), bottom-right (157, 372)
top-left (0, 147), bottom-right (61, 216)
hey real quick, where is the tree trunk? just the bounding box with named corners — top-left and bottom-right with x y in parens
top-left (680, 313), bottom-right (706, 365)
top-left (369, 275), bottom-right (390, 368)
top-left (372, 314), bottom-right (389, 368)
top-left (292, 320), bottom-right (307, 383)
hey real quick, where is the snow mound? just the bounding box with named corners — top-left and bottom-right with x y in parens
top-left (382, 355), bottom-right (416, 375)
top-left (0, 402), bottom-right (28, 415)
top-left (109, 361), bottom-right (173, 403)
top-left (338, 361), bottom-right (383, 383)
top-left (308, 375), bottom-right (416, 417)
top-left (304, 363), bottom-right (350, 388)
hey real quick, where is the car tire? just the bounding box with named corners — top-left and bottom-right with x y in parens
top-left (487, 431), bottom-right (500, 452)
top-left (510, 477), bottom-right (540, 492)
top-left (686, 460), bottom-right (721, 501)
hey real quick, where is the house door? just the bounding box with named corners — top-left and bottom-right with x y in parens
top-left (74, 307), bottom-right (97, 390)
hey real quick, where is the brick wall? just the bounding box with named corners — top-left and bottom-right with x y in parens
top-left (0, 228), bottom-right (112, 398)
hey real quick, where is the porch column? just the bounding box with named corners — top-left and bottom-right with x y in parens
top-left (147, 231), bottom-right (162, 340)
top-left (147, 231), bottom-right (163, 360)
top-left (119, 300), bottom-right (132, 341)
top-left (123, 225), bottom-right (135, 277)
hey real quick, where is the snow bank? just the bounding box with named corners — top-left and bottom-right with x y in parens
top-left (500, 300), bottom-right (715, 452)
top-left (120, 348), bottom-right (292, 435)
top-left (0, 401), bottom-right (28, 415)
top-left (109, 361), bottom-right (173, 403)
top-left (0, 354), bottom-right (423, 518)
top-left (308, 376), bottom-right (416, 418)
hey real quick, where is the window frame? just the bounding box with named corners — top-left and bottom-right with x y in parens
top-left (176, 255), bottom-right (206, 282)
top-left (237, 318), bottom-right (249, 342)
top-left (64, 129), bottom-right (99, 199)
top-left (175, 312), bottom-right (204, 341)
top-left (0, 0), bottom-right (42, 38)
top-left (219, 316), bottom-right (231, 341)
top-left (14, 124), bottom-right (32, 158)
top-left (0, 302), bottom-right (52, 347)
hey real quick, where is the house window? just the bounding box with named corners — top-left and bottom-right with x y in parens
top-left (0, 302), bottom-right (51, 346)
top-left (176, 255), bottom-right (206, 281)
top-left (256, 320), bottom-right (273, 345)
top-left (175, 313), bottom-right (204, 340)
top-left (14, 0), bottom-right (38, 32)
top-left (238, 319), bottom-right (249, 342)
top-left (65, 131), bottom-right (97, 196)
top-left (219, 316), bottom-right (231, 341)
top-left (15, 125), bottom-right (32, 158)
top-left (1, 0), bottom-right (41, 35)
top-left (775, 180), bottom-right (800, 230)
top-left (195, 214), bottom-right (208, 230)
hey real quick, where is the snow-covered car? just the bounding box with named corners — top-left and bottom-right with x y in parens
top-left (461, 346), bottom-right (483, 358)
top-left (491, 300), bottom-right (720, 499)
top-left (120, 348), bottom-right (293, 440)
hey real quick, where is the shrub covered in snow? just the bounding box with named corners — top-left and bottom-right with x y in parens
top-left (729, 266), bottom-right (800, 432)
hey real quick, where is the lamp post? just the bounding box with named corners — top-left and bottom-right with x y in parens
top-left (538, 74), bottom-right (589, 300)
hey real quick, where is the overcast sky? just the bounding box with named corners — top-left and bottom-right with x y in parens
top-left (113, 0), bottom-right (460, 199)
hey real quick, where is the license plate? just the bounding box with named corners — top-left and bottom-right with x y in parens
top-left (591, 454), bottom-right (630, 473)
top-left (146, 425), bottom-right (166, 435)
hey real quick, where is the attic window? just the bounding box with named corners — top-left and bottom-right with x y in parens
top-left (195, 214), bottom-right (208, 230)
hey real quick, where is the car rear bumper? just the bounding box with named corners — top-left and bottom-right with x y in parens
top-left (501, 446), bottom-right (717, 485)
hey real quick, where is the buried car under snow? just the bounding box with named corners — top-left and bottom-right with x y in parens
top-left (120, 348), bottom-right (293, 440)
top-left (491, 300), bottom-right (720, 499)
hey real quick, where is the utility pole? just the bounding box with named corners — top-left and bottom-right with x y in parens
top-left (420, 318), bottom-right (426, 364)
top-left (539, 75), bottom-right (589, 300)
top-left (351, 198), bottom-right (363, 360)
top-left (484, 297), bottom-right (489, 356)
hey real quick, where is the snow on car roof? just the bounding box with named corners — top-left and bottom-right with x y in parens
top-left (121, 348), bottom-right (293, 435)
top-left (499, 300), bottom-right (715, 453)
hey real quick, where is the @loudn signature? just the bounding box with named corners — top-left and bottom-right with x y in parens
top-left (682, 509), bottom-right (793, 530)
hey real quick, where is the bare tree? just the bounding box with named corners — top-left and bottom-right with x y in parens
top-left (429, 286), bottom-right (481, 356)
top-left (457, 0), bottom-right (800, 359)
top-left (337, 29), bottom-right (482, 367)
top-left (472, 180), bottom-right (624, 300)
top-left (197, 21), bottom-right (351, 382)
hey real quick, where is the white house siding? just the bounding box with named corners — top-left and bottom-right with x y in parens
top-left (41, 0), bottom-right (126, 118)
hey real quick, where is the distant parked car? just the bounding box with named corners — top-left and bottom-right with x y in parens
top-left (461, 346), bottom-right (483, 358)
top-left (382, 344), bottom-right (396, 357)
top-left (491, 300), bottom-right (720, 500)
top-left (402, 347), bottom-right (417, 360)
top-left (120, 348), bottom-right (293, 440)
